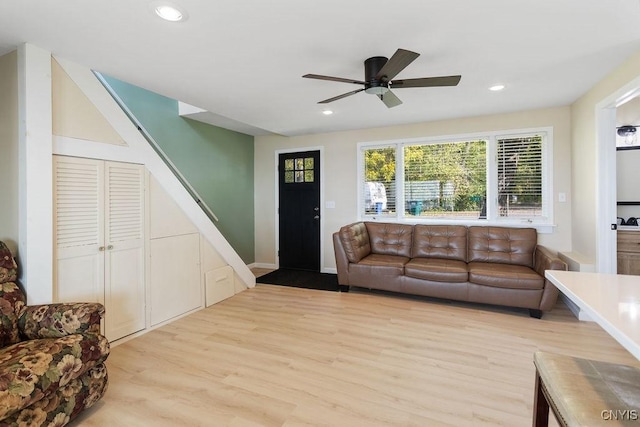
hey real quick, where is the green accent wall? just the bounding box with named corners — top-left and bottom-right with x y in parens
top-left (103, 75), bottom-right (255, 263)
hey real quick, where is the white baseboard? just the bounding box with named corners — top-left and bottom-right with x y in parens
top-left (560, 294), bottom-right (593, 322)
top-left (250, 263), bottom-right (335, 274)
top-left (251, 262), bottom-right (278, 270)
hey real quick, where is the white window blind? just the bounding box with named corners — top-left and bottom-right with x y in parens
top-left (404, 140), bottom-right (486, 219)
top-left (497, 134), bottom-right (544, 218)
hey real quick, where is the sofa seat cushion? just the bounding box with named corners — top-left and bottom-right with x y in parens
top-left (0, 334), bottom-right (109, 420)
top-left (468, 261), bottom-right (544, 290)
top-left (349, 254), bottom-right (409, 287)
top-left (358, 253), bottom-right (409, 269)
top-left (405, 258), bottom-right (469, 283)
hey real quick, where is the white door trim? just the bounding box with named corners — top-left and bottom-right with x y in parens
top-left (596, 76), bottom-right (640, 273)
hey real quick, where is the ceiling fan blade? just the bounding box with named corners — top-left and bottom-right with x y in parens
top-left (375, 49), bottom-right (420, 82)
top-left (378, 90), bottom-right (402, 108)
top-left (318, 88), bottom-right (365, 104)
top-left (303, 74), bottom-right (366, 85)
top-left (391, 75), bottom-right (462, 88)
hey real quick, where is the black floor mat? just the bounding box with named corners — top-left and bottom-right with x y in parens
top-left (257, 268), bottom-right (339, 291)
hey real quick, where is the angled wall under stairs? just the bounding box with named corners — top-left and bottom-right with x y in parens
top-left (50, 54), bottom-right (255, 341)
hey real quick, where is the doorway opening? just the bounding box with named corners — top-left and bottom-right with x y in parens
top-left (596, 76), bottom-right (640, 273)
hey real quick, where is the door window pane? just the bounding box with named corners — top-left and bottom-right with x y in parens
top-left (285, 171), bottom-right (294, 183)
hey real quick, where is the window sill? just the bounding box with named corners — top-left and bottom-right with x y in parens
top-left (361, 215), bottom-right (556, 234)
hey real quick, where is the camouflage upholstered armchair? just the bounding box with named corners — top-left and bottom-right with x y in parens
top-left (0, 241), bottom-right (109, 426)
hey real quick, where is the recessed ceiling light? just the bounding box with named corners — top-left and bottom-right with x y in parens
top-left (151, 2), bottom-right (188, 22)
top-left (489, 84), bottom-right (505, 92)
top-left (322, 110), bottom-right (334, 115)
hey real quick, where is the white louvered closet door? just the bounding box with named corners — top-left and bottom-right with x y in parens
top-left (54, 157), bottom-right (105, 305)
top-left (54, 156), bottom-right (145, 342)
top-left (104, 162), bottom-right (145, 341)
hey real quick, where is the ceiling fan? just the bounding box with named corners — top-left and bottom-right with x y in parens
top-left (303, 48), bottom-right (461, 108)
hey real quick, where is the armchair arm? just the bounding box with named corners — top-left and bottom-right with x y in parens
top-left (534, 245), bottom-right (568, 311)
top-left (18, 302), bottom-right (105, 340)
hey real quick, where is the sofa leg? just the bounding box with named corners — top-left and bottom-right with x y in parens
top-left (529, 309), bottom-right (543, 319)
top-left (339, 285), bottom-right (350, 292)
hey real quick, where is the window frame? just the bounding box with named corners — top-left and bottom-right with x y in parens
top-left (357, 127), bottom-right (554, 232)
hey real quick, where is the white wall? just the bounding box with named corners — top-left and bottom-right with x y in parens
top-left (0, 51), bottom-right (19, 254)
top-left (571, 49), bottom-right (640, 261)
top-left (255, 106), bottom-right (572, 272)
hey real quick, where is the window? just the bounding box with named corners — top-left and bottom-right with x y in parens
top-left (358, 128), bottom-right (551, 225)
top-left (284, 156), bottom-right (315, 183)
top-left (404, 140), bottom-right (486, 219)
top-left (363, 146), bottom-right (396, 214)
top-left (497, 135), bottom-right (543, 218)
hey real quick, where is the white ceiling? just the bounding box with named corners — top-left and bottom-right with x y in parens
top-left (2, 0), bottom-right (640, 137)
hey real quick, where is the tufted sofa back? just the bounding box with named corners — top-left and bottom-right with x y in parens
top-left (468, 226), bottom-right (537, 267)
top-left (412, 225), bottom-right (467, 261)
top-left (338, 222), bottom-right (372, 263)
top-left (365, 222), bottom-right (413, 257)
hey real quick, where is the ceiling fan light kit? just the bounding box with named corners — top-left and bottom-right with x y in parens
top-left (303, 48), bottom-right (461, 108)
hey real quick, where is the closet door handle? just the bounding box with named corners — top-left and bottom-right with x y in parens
top-left (98, 246), bottom-right (105, 252)
top-left (107, 245), bottom-right (114, 250)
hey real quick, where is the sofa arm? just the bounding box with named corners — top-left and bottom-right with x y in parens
top-left (333, 232), bottom-right (350, 286)
top-left (534, 245), bottom-right (568, 311)
top-left (18, 302), bottom-right (105, 339)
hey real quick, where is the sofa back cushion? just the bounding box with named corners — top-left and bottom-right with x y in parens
top-left (0, 241), bottom-right (17, 285)
top-left (468, 226), bottom-right (536, 267)
top-left (0, 282), bottom-right (25, 348)
top-left (412, 225), bottom-right (467, 261)
top-left (0, 242), bottom-right (25, 348)
top-left (365, 222), bottom-right (413, 257)
top-left (339, 222), bottom-right (371, 263)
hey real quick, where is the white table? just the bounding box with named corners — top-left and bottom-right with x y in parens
top-left (545, 270), bottom-right (640, 360)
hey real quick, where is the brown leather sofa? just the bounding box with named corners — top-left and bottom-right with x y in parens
top-left (333, 222), bottom-right (567, 318)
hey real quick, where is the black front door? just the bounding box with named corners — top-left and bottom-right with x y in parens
top-left (278, 151), bottom-right (320, 271)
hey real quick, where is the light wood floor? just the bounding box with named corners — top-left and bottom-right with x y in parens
top-left (72, 284), bottom-right (639, 426)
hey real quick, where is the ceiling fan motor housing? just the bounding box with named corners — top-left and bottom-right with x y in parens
top-left (364, 56), bottom-right (389, 93)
